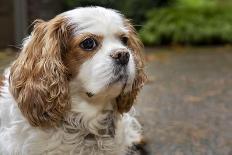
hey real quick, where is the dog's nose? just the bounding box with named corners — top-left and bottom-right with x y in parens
top-left (110, 50), bottom-right (130, 65)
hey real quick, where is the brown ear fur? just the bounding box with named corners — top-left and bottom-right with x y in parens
top-left (10, 16), bottom-right (71, 128)
top-left (0, 75), bottom-right (4, 96)
top-left (116, 20), bottom-right (147, 113)
top-left (0, 75), bottom-right (4, 87)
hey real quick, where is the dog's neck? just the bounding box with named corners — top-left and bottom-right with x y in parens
top-left (70, 89), bottom-right (116, 118)
top-left (63, 85), bottom-right (119, 138)
top-left (60, 93), bottom-right (120, 154)
top-left (68, 79), bottom-right (121, 120)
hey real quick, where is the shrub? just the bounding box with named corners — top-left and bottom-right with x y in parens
top-left (139, 4), bottom-right (232, 45)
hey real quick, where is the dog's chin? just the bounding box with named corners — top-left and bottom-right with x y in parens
top-left (106, 65), bottom-right (135, 94)
top-left (108, 72), bottom-right (134, 93)
top-left (85, 74), bottom-right (132, 100)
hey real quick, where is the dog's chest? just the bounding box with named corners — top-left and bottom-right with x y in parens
top-left (15, 120), bottom-right (121, 155)
top-left (56, 131), bottom-right (119, 155)
top-left (42, 111), bottom-right (121, 155)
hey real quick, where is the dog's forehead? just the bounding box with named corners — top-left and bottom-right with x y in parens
top-left (63, 7), bottom-right (128, 35)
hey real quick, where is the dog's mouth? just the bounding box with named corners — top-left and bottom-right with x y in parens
top-left (85, 66), bottom-right (130, 98)
top-left (110, 65), bottom-right (128, 84)
top-left (109, 75), bottom-right (128, 89)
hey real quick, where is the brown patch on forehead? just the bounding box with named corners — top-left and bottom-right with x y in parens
top-left (63, 33), bottom-right (103, 79)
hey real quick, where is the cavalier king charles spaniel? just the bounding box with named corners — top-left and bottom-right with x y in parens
top-left (0, 7), bottom-right (147, 155)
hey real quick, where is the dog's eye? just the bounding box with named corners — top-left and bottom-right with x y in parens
top-left (80, 38), bottom-right (97, 51)
top-left (120, 36), bottom-right (128, 45)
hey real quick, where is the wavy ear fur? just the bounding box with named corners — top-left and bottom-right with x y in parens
top-left (10, 16), bottom-right (71, 128)
top-left (116, 20), bottom-right (147, 113)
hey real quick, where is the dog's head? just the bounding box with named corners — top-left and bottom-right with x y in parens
top-left (10, 7), bottom-right (146, 128)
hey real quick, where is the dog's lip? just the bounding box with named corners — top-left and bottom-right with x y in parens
top-left (113, 65), bottom-right (127, 75)
top-left (109, 74), bottom-right (128, 85)
top-left (112, 65), bottom-right (128, 82)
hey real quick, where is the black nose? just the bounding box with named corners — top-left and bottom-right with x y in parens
top-left (110, 50), bottom-right (130, 65)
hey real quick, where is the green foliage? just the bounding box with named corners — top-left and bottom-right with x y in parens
top-left (176, 0), bottom-right (216, 8)
top-left (140, 5), bottom-right (232, 45)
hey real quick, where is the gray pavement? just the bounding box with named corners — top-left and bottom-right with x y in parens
top-left (136, 47), bottom-right (232, 155)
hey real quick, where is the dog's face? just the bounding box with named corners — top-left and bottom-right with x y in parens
top-left (10, 7), bottom-right (146, 128)
top-left (65, 8), bottom-right (136, 99)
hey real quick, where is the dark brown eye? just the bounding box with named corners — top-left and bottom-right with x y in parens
top-left (120, 36), bottom-right (128, 45)
top-left (80, 38), bottom-right (97, 51)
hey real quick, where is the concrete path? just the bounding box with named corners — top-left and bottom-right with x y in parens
top-left (136, 47), bottom-right (232, 155)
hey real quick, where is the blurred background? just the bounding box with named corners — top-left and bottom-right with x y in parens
top-left (0, 0), bottom-right (232, 154)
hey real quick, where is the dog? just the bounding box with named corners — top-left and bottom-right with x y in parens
top-left (0, 6), bottom-right (146, 155)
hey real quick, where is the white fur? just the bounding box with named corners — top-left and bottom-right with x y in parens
top-left (0, 7), bottom-right (142, 155)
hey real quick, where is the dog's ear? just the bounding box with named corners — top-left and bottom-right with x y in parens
top-left (0, 75), bottom-right (4, 91)
top-left (10, 16), bottom-right (71, 128)
top-left (116, 19), bottom-right (147, 113)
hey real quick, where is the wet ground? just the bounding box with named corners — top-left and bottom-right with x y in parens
top-left (0, 47), bottom-right (232, 155)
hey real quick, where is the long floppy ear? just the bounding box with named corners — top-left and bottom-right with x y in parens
top-left (10, 16), bottom-right (71, 128)
top-left (116, 19), bottom-right (147, 113)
